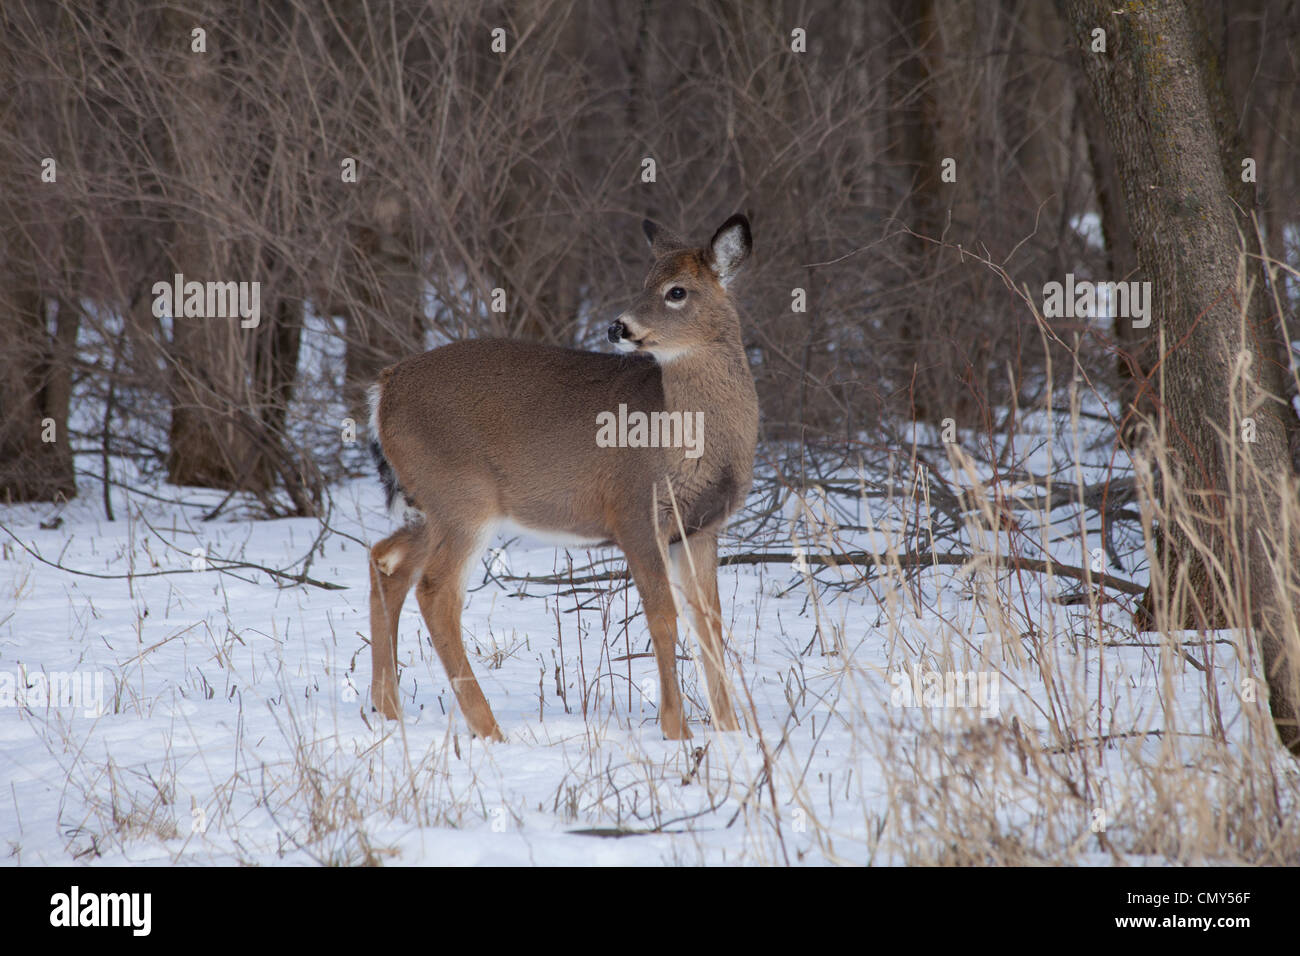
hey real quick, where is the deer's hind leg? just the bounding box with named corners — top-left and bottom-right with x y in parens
top-left (369, 523), bottom-right (427, 720)
top-left (413, 521), bottom-right (505, 741)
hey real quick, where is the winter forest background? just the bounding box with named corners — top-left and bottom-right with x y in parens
top-left (3, 0), bottom-right (1300, 866)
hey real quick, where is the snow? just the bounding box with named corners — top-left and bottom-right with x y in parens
top-left (2, 384), bottom-right (1297, 865)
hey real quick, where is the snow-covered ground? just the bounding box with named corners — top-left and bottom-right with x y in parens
top-left (5, 394), bottom-right (1296, 866)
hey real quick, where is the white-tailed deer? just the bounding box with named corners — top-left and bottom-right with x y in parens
top-left (366, 215), bottom-right (759, 740)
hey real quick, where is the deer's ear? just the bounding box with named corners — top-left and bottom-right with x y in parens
top-left (708, 214), bottom-right (752, 286)
top-left (643, 219), bottom-right (687, 256)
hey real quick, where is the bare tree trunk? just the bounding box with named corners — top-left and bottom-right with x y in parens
top-left (340, 194), bottom-right (425, 425)
top-left (0, 15), bottom-right (77, 503)
top-left (490, 0), bottom-right (585, 345)
top-left (0, 266), bottom-right (77, 503)
top-left (163, 7), bottom-right (267, 491)
top-left (1067, 37), bottom-right (1150, 444)
top-left (890, 0), bottom-right (948, 422)
top-left (1060, 0), bottom-right (1300, 754)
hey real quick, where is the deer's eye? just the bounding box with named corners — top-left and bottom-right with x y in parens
top-left (666, 286), bottom-right (687, 301)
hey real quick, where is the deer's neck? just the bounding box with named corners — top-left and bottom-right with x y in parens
top-left (655, 338), bottom-right (758, 460)
top-left (658, 338), bottom-right (745, 401)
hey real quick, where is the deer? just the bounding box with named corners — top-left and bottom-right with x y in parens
top-left (365, 214), bottom-right (759, 741)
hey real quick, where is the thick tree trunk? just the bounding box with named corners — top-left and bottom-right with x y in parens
top-left (491, 0), bottom-right (585, 346)
top-left (163, 6), bottom-right (269, 493)
top-left (340, 194), bottom-right (425, 425)
top-left (890, 0), bottom-right (950, 423)
top-left (0, 23), bottom-right (77, 504)
top-left (0, 275), bottom-right (78, 503)
top-left (1069, 48), bottom-right (1150, 444)
top-left (1060, 0), bottom-right (1300, 753)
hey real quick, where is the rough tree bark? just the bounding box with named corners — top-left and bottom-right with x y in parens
top-left (890, 0), bottom-right (950, 423)
top-left (0, 252), bottom-right (78, 504)
top-left (0, 11), bottom-right (78, 504)
top-left (1069, 42), bottom-right (1149, 445)
top-left (1059, 0), bottom-right (1300, 754)
top-left (339, 193), bottom-right (425, 426)
top-left (163, 7), bottom-right (268, 492)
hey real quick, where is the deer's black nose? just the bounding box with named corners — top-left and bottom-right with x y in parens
top-left (607, 320), bottom-right (627, 344)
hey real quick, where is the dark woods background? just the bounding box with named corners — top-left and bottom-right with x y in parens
top-left (1, 0), bottom-right (1297, 516)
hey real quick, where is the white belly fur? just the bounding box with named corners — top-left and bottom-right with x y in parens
top-left (493, 516), bottom-right (609, 550)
